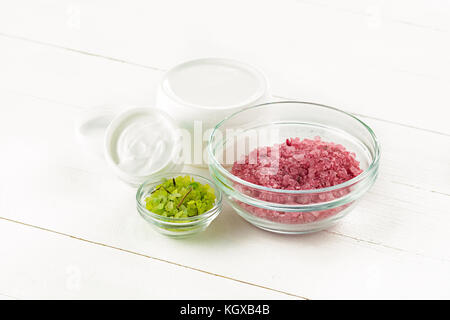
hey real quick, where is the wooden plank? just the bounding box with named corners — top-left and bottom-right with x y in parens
top-left (0, 36), bottom-right (161, 109)
top-left (0, 218), bottom-right (297, 299)
top-left (0, 0), bottom-right (449, 133)
top-left (0, 293), bottom-right (17, 300)
top-left (296, 0), bottom-right (450, 32)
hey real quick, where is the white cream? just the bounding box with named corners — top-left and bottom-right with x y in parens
top-left (115, 117), bottom-right (172, 176)
top-left (104, 108), bottom-right (181, 185)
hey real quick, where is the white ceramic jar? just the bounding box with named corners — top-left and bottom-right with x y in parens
top-left (155, 58), bottom-right (270, 166)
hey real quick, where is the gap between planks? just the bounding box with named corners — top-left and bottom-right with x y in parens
top-left (1, 31), bottom-right (449, 138)
top-left (0, 292), bottom-right (19, 300)
top-left (390, 180), bottom-right (450, 198)
top-left (295, 0), bottom-right (449, 33)
top-left (324, 230), bottom-right (450, 264)
top-left (0, 216), bottom-right (308, 300)
top-left (272, 94), bottom-right (450, 139)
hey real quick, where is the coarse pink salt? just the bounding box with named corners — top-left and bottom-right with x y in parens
top-left (232, 137), bottom-right (362, 190)
top-left (231, 137), bottom-right (363, 224)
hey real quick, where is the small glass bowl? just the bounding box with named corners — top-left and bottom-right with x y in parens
top-left (208, 101), bottom-right (380, 234)
top-left (136, 173), bottom-right (223, 238)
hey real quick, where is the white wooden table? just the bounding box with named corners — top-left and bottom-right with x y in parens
top-left (0, 0), bottom-right (449, 300)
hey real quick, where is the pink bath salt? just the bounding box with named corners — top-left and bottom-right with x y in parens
top-left (237, 201), bottom-right (353, 224)
top-left (232, 137), bottom-right (362, 190)
top-left (231, 137), bottom-right (363, 224)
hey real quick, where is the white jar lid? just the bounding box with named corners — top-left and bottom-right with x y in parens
top-left (160, 58), bottom-right (268, 110)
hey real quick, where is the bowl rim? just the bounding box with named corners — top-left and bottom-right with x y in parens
top-left (136, 172), bottom-right (223, 223)
top-left (208, 100), bottom-right (381, 195)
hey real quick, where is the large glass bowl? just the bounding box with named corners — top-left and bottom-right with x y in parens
top-left (208, 101), bottom-right (380, 234)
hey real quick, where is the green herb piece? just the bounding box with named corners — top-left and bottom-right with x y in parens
top-left (144, 175), bottom-right (216, 218)
top-left (177, 186), bottom-right (193, 209)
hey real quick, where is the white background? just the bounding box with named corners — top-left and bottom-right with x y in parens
top-left (0, 0), bottom-right (449, 299)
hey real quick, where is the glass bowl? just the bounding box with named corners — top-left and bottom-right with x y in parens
top-left (208, 101), bottom-right (380, 234)
top-left (136, 173), bottom-right (223, 238)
